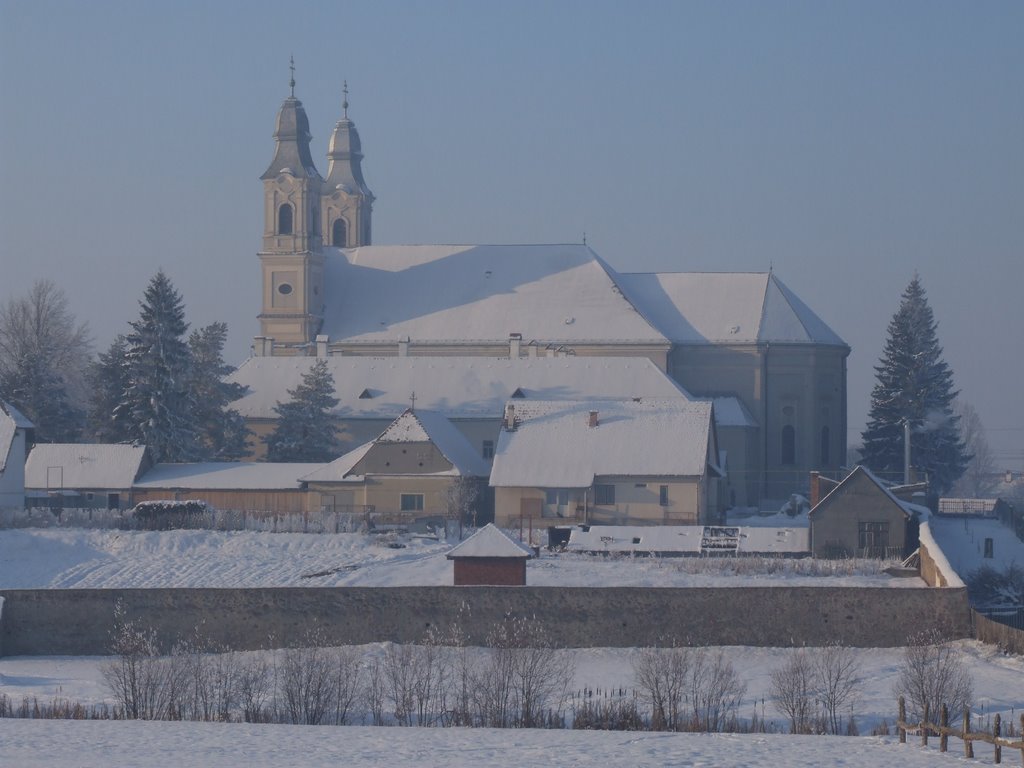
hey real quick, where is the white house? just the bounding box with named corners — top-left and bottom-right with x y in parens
top-left (0, 401), bottom-right (32, 508)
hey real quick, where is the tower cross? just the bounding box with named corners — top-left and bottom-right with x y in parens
top-left (410, 391), bottom-right (417, 411)
top-left (289, 55), bottom-right (295, 97)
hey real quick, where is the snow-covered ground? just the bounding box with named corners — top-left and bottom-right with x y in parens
top-left (0, 720), bottom-right (1000, 768)
top-left (2, 641), bottom-right (1022, 767)
top-left (0, 528), bottom-right (924, 588)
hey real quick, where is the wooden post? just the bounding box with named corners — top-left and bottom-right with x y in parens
top-left (922, 702), bottom-right (929, 746)
top-left (940, 704), bottom-right (948, 752)
top-left (994, 713), bottom-right (1001, 764)
top-left (1019, 714), bottom-right (1024, 768)
top-left (965, 707), bottom-right (974, 758)
top-left (899, 696), bottom-right (906, 744)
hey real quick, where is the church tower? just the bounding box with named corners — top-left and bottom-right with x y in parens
top-left (257, 60), bottom-right (325, 352)
top-left (321, 82), bottom-right (374, 247)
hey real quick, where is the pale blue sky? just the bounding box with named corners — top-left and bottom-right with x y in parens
top-left (1, 1), bottom-right (1021, 464)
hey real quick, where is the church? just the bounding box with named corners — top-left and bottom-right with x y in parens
top-left (241, 76), bottom-right (850, 509)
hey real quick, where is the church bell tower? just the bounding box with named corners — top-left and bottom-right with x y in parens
top-left (321, 82), bottom-right (374, 247)
top-left (257, 59), bottom-right (325, 353)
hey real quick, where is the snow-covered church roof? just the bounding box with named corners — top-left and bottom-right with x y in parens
top-left (312, 245), bottom-right (846, 349)
top-left (228, 355), bottom-right (689, 420)
top-left (318, 244), bottom-right (667, 345)
top-left (613, 271), bottom-right (848, 346)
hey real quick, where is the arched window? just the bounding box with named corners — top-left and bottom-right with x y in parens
top-left (820, 426), bottom-right (831, 466)
top-left (332, 218), bottom-right (347, 247)
top-left (278, 203), bottom-right (293, 235)
top-left (781, 425), bottom-right (796, 466)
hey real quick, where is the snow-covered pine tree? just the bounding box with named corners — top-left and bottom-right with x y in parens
top-left (86, 334), bottom-right (132, 443)
top-left (188, 322), bottom-right (252, 460)
top-left (117, 271), bottom-right (201, 462)
top-left (264, 358), bottom-right (342, 462)
top-left (861, 275), bottom-right (969, 494)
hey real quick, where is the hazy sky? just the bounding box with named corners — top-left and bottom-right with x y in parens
top-left (1, 1), bottom-right (1021, 465)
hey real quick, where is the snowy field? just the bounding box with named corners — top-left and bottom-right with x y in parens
top-left (0, 528), bottom-right (923, 588)
top-left (2, 642), bottom-right (1022, 766)
top-left (0, 720), bottom-right (1000, 768)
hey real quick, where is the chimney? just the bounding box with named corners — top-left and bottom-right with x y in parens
top-left (527, 341), bottom-right (538, 358)
top-left (253, 336), bottom-right (266, 357)
top-left (545, 345), bottom-right (557, 358)
top-left (316, 334), bottom-right (329, 358)
top-left (509, 333), bottom-right (522, 359)
top-left (809, 471), bottom-right (821, 508)
top-left (588, 410), bottom-right (599, 428)
top-left (503, 403), bottom-right (516, 430)
top-left (398, 337), bottom-right (409, 357)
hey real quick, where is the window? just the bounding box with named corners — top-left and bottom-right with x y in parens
top-left (781, 425), bottom-right (796, 466)
top-left (278, 203), bottom-right (294, 234)
top-left (545, 489), bottom-right (569, 506)
top-left (659, 485), bottom-right (669, 507)
top-left (332, 217), bottom-right (347, 247)
top-left (820, 426), bottom-right (830, 466)
top-left (107, 493), bottom-right (119, 510)
top-left (482, 440), bottom-right (494, 459)
top-left (594, 484), bottom-right (615, 505)
top-left (984, 538), bottom-right (994, 558)
top-left (400, 493), bottom-right (424, 512)
top-left (857, 522), bottom-right (889, 555)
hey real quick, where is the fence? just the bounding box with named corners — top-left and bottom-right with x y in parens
top-left (974, 609), bottom-right (1024, 656)
top-left (896, 696), bottom-right (1024, 765)
top-left (0, 505), bottom-right (382, 534)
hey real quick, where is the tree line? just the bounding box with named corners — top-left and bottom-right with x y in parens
top-left (0, 274), bottom-right (344, 464)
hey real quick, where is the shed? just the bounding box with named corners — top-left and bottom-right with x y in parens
top-left (808, 465), bottom-right (913, 559)
top-left (446, 524), bottom-right (532, 586)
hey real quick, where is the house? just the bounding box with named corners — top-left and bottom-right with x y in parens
top-left (300, 408), bottom-right (490, 524)
top-left (0, 401), bottom-right (33, 508)
top-left (132, 461), bottom-right (324, 514)
top-left (808, 465), bottom-right (916, 558)
top-left (446, 523), bottom-right (533, 586)
top-left (489, 398), bottom-right (723, 528)
top-left (24, 444), bottom-right (149, 510)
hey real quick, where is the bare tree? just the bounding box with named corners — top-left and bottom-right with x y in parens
top-left (813, 644), bottom-right (861, 735)
top-left (953, 400), bottom-right (997, 497)
top-left (445, 476), bottom-right (481, 537)
top-left (0, 279), bottom-right (91, 441)
top-left (632, 641), bottom-right (691, 730)
top-left (769, 648), bottom-right (815, 734)
top-left (688, 648), bottom-right (747, 732)
top-left (894, 630), bottom-right (973, 725)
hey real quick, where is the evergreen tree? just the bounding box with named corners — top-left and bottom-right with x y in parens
top-left (264, 359), bottom-right (342, 462)
top-left (861, 276), bottom-right (969, 494)
top-left (0, 280), bottom-right (90, 442)
top-left (117, 271), bottom-right (200, 462)
top-left (86, 334), bottom-right (132, 443)
top-left (188, 322), bottom-right (251, 459)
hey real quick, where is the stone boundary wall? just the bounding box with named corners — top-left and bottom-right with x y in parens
top-left (0, 585), bottom-right (971, 656)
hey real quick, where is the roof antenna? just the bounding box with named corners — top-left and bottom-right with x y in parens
top-left (582, 231), bottom-right (587, 246)
top-left (343, 80), bottom-right (349, 118)
top-left (769, 260), bottom-right (773, 274)
top-left (289, 55), bottom-right (296, 97)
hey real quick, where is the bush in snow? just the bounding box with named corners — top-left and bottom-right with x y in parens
top-left (688, 648), bottom-right (747, 732)
top-left (129, 500), bottom-right (213, 531)
top-left (632, 641), bottom-right (691, 730)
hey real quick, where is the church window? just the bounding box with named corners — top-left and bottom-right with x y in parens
top-left (278, 203), bottom-right (294, 235)
top-left (482, 440), bottom-right (494, 459)
top-left (781, 425), bottom-right (796, 466)
top-left (332, 218), bottom-right (348, 247)
top-left (277, 283), bottom-right (292, 295)
top-left (820, 426), bottom-right (831, 466)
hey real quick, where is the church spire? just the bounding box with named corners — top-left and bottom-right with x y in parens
top-left (322, 81), bottom-right (374, 247)
top-left (261, 58), bottom-right (321, 181)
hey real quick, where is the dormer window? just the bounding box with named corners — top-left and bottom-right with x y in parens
top-left (278, 203), bottom-right (294, 235)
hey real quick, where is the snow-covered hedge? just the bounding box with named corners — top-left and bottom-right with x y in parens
top-left (130, 500), bottom-right (214, 531)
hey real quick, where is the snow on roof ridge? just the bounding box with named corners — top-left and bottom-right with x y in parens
top-left (446, 524), bottom-right (533, 559)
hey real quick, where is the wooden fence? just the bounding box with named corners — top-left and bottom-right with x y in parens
top-left (896, 696), bottom-right (1024, 765)
top-left (974, 609), bottom-right (1024, 656)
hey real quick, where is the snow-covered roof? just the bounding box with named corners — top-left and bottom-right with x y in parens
top-left (319, 244), bottom-right (668, 345)
top-left (301, 409), bottom-right (489, 481)
top-left (711, 397), bottom-right (758, 428)
top-left (809, 465), bottom-right (911, 519)
top-left (614, 272), bottom-right (847, 347)
top-left (25, 444), bottom-right (147, 490)
top-left (565, 525), bottom-right (809, 555)
top-left (490, 399), bottom-right (714, 488)
top-left (446, 523), bottom-right (533, 559)
top-left (135, 462), bottom-right (322, 490)
top-left (228, 356), bottom-right (689, 420)
top-left (0, 401), bottom-right (32, 473)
